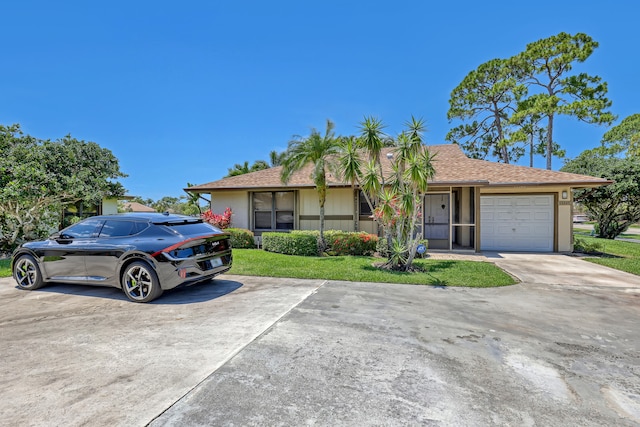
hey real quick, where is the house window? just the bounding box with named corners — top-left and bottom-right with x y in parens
top-left (61, 201), bottom-right (101, 229)
top-left (359, 191), bottom-right (373, 217)
top-left (253, 191), bottom-right (294, 231)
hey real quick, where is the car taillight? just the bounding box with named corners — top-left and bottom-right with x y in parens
top-left (152, 235), bottom-right (228, 261)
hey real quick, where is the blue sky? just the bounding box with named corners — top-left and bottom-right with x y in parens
top-left (2, 1), bottom-right (637, 201)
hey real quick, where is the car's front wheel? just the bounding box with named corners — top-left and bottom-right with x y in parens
top-left (121, 261), bottom-right (163, 303)
top-left (13, 254), bottom-right (45, 290)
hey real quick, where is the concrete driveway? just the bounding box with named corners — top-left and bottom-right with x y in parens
top-left (1, 254), bottom-right (639, 426)
top-left (0, 275), bottom-right (324, 426)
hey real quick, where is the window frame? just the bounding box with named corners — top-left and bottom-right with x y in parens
top-left (359, 190), bottom-right (374, 217)
top-left (252, 191), bottom-right (295, 231)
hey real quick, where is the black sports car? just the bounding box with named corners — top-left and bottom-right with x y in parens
top-left (11, 212), bottom-right (232, 302)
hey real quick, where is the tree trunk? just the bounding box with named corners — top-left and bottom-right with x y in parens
top-left (529, 132), bottom-right (534, 167)
top-left (318, 186), bottom-right (327, 252)
top-left (319, 204), bottom-right (326, 251)
top-left (494, 110), bottom-right (509, 164)
top-left (546, 114), bottom-right (554, 170)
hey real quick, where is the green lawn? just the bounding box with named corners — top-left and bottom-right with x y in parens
top-left (0, 259), bottom-right (10, 278)
top-left (230, 249), bottom-right (515, 287)
top-left (0, 250), bottom-right (516, 287)
top-left (574, 232), bottom-right (640, 275)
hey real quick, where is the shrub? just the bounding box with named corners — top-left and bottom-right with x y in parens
top-left (262, 232), bottom-right (319, 256)
top-left (376, 236), bottom-right (389, 258)
top-left (202, 207), bottom-right (232, 229)
top-left (226, 228), bottom-right (256, 249)
top-left (574, 237), bottom-right (604, 254)
top-left (327, 231), bottom-right (378, 256)
top-left (376, 236), bottom-right (427, 258)
top-left (291, 230), bottom-right (322, 253)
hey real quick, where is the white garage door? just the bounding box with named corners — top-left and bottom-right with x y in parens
top-left (480, 195), bottom-right (554, 252)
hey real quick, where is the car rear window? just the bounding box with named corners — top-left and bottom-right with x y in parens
top-left (162, 222), bottom-right (222, 237)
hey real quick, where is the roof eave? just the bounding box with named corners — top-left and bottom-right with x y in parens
top-left (487, 180), bottom-right (613, 188)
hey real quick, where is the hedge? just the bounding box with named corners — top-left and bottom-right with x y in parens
top-left (262, 232), bottom-right (319, 256)
top-left (325, 231), bottom-right (378, 256)
top-left (226, 228), bottom-right (257, 249)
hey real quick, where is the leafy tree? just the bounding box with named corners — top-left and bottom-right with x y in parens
top-left (152, 196), bottom-right (181, 213)
top-left (184, 182), bottom-right (209, 215)
top-left (561, 149), bottom-right (640, 239)
top-left (600, 113), bottom-right (640, 157)
top-left (125, 194), bottom-right (202, 216)
top-left (447, 58), bottom-right (526, 163)
top-left (281, 119), bottom-right (341, 250)
top-left (513, 32), bottom-right (615, 169)
top-left (0, 124), bottom-right (126, 251)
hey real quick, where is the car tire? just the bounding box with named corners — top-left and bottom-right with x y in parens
top-left (121, 260), bottom-right (163, 303)
top-left (13, 254), bottom-right (45, 290)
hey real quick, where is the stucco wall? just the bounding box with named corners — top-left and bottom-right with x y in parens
top-left (101, 198), bottom-right (119, 215)
top-left (299, 188), bottom-right (355, 232)
top-left (210, 191), bottom-right (249, 229)
top-left (206, 185), bottom-right (575, 252)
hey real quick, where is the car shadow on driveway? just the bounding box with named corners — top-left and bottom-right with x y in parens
top-left (18, 278), bottom-right (243, 304)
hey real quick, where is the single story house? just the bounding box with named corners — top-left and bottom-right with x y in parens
top-left (186, 144), bottom-right (610, 253)
top-left (121, 201), bottom-right (156, 212)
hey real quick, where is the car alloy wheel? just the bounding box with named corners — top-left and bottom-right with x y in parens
top-left (13, 255), bottom-right (44, 290)
top-left (122, 261), bottom-right (163, 303)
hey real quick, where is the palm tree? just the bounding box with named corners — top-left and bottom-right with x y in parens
top-left (226, 160), bottom-right (271, 177)
top-left (184, 182), bottom-right (210, 215)
top-left (358, 116), bottom-right (387, 179)
top-left (281, 119), bottom-right (341, 250)
top-left (269, 150), bottom-right (286, 167)
top-left (340, 116), bottom-right (435, 270)
top-left (226, 161), bottom-right (251, 177)
top-left (250, 160), bottom-right (270, 172)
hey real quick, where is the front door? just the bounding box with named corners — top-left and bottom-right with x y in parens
top-left (424, 194), bottom-right (450, 250)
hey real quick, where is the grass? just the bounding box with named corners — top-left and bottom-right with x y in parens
top-left (574, 228), bottom-right (640, 240)
top-left (574, 232), bottom-right (640, 276)
top-left (0, 258), bottom-right (10, 278)
top-left (0, 249), bottom-right (516, 286)
top-left (230, 249), bottom-right (515, 287)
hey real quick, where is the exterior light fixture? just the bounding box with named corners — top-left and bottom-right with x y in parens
top-left (562, 190), bottom-right (568, 199)
top-left (386, 152), bottom-right (393, 160)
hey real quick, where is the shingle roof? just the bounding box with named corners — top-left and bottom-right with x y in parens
top-left (122, 201), bottom-right (156, 212)
top-left (187, 144), bottom-right (610, 192)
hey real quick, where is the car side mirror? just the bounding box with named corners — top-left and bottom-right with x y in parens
top-left (51, 233), bottom-right (73, 243)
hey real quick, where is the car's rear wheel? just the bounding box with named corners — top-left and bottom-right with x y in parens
top-left (13, 255), bottom-right (45, 290)
top-left (121, 261), bottom-right (163, 303)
